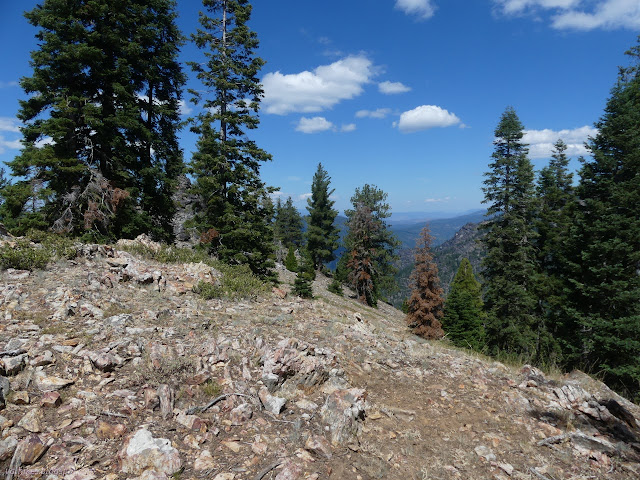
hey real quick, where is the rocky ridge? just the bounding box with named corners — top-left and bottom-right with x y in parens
top-left (1, 235), bottom-right (640, 479)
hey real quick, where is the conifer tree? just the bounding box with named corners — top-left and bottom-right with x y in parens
top-left (293, 249), bottom-right (315, 298)
top-left (306, 163), bottom-right (339, 270)
top-left (565, 38), bottom-right (640, 398)
top-left (406, 225), bottom-right (445, 339)
top-left (481, 107), bottom-right (541, 359)
top-left (274, 196), bottom-right (304, 247)
top-left (343, 184), bottom-right (399, 305)
top-left (346, 204), bottom-right (379, 306)
top-left (284, 244), bottom-right (298, 272)
top-left (442, 258), bottom-right (485, 350)
top-left (188, 0), bottom-right (275, 279)
top-left (534, 139), bottom-right (574, 359)
top-left (2, 0), bottom-right (185, 240)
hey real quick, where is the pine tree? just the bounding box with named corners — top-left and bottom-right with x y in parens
top-left (274, 196), bottom-right (304, 247)
top-left (293, 249), bottom-right (315, 298)
top-left (346, 204), bottom-right (379, 306)
top-left (406, 225), bottom-right (445, 339)
top-left (284, 244), bottom-right (298, 272)
top-left (343, 184), bottom-right (399, 305)
top-left (3, 0), bottom-right (185, 240)
top-left (534, 139), bottom-right (574, 360)
top-left (188, 0), bottom-right (275, 279)
top-left (481, 107), bottom-right (541, 359)
top-left (565, 38), bottom-right (640, 398)
top-left (306, 163), bottom-right (339, 270)
top-left (442, 258), bottom-right (485, 350)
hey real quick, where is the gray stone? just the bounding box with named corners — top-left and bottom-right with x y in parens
top-left (321, 388), bottom-right (367, 444)
top-left (119, 428), bottom-right (182, 475)
top-left (258, 386), bottom-right (286, 415)
top-left (0, 436), bottom-right (18, 461)
top-left (18, 408), bottom-right (44, 433)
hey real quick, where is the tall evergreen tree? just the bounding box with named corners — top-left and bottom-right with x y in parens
top-left (346, 204), bottom-right (379, 306)
top-left (406, 225), bottom-right (445, 339)
top-left (305, 163), bottom-right (339, 270)
top-left (534, 139), bottom-right (574, 359)
top-left (2, 0), bottom-right (185, 240)
top-left (188, 0), bottom-right (275, 279)
top-left (481, 107), bottom-right (542, 359)
top-left (565, 38), bottom-right (640, 398)
top-left (343, 184), bottom-right (399, 304)
top-left (442, 258), bottom-right (486, 350)
top-left (274, 196), bottom-right (304, 247)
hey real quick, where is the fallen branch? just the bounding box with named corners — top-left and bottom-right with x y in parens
top-left (0, 348), bottom-right (27, 357)
top-left (186, 393), bottom-right (255, 415)
top-left (253, 460), bottom-right (282, 480)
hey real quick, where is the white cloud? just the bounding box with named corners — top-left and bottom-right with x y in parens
top-left (341, 123), bottom-right (357, 132)
top-left (523, 125), bottom-right (598, 158)
top-left (379, 81), bottom-right (411, 94)
top-left (262, 55), bottom-right (375, 115)
top-left (0, 135), bottom-right (22, 154)
top-left (298, 193), bottom-right (312, 201)
top-left (395, 105), bottom-right (461, 132)
top-left (0, 81), bottom-right (18, 89)
top-left (494, 0), bottom-right (640, 30)
top-left (295, 116), bottom-right (335, 134)
top-left (425, 196), bottom-right (451, 203)
top-left (356, 108), bottom-right (392, 119)
top-left (178, 100), bottom-right (193, 116)
top-left (0, 117), bottom-right (20, 133)
top-left (395, 0), bottom-right (436, 19)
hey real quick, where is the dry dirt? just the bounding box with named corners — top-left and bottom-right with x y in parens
top-left (1, 240), bottom-right (639, 480)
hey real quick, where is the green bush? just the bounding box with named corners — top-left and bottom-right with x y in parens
top-left (0, 239), bottom-right (51, 270)
top-left (192, 280), bottom-right (222, 299)
top-left (327, 278), bottom-right (343, 296)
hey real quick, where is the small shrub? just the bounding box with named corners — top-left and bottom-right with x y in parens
top-left (0, 239), bottom-right (52, 270)
top-left (192, 280), bottom-right (221, 299)
top-left (202, 379), bottom-right (222, 398)
top-left (294, 274), bottom-right (314, 298)
top-left (327, 278), bottom-right (343, 296)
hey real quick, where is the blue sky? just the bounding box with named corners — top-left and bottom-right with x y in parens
top-left (0, 0), bottom-right (639, 216)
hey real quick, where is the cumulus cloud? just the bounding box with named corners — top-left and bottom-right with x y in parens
top-left (494, 0), bottom-right (640, 30)
top-left (295, 116), bottom-right (335, 134)
top-left (0, 135), bottom-right (22, 154)
top-left (395, 0), bottom-right (436, 19)
top-left (356, 108), bottom-right (392, 119)
top-left (341, 123), bottom-right (357, 132)
top-left (395, 105), bottom-right (461, 133)
top-left (522, 125), bottom-right (597, 158)
top-left (379, 81), bottom-right (411, 94)
top-left (298, 193), bottom-right (312, 201)
top-left (178, 100), bottom-right (193, 116)
top-left (262, 55), bottom-right (375, 115)
top-left (0, 117), bottom-right (20, 133)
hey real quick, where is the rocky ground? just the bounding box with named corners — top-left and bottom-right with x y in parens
top-left (1, 236), bottom-right (640, 480)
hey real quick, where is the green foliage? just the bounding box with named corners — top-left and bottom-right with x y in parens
top-left (117, 241), bottom-right (268, 300)
top-left (284, 245), bottom-right (298, 272)
top-left (0, 240), bottom-right (52, 271)
top-left (5, 0), bottom-right (185, 240)
top-left (306, 163), bottom-right (339, 270)
top-left (343, 185), bottom-right (399, 307)
top-left (293, 249), bottom-right (315, 298)
top-left (562, 38), bottom-right (640, 399)
top-left (442, 258), bottom-right (486, 351)
top-left (327, 278), bottom-right (343, 296)
top-left (275, 196), bottom-right (304, 248)
top-left (481, 107), bottom-right (542, 360)
top-left (0, 231), bottom-right (76, 271)
top-left (188, 0), bottom-right (275, 281)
